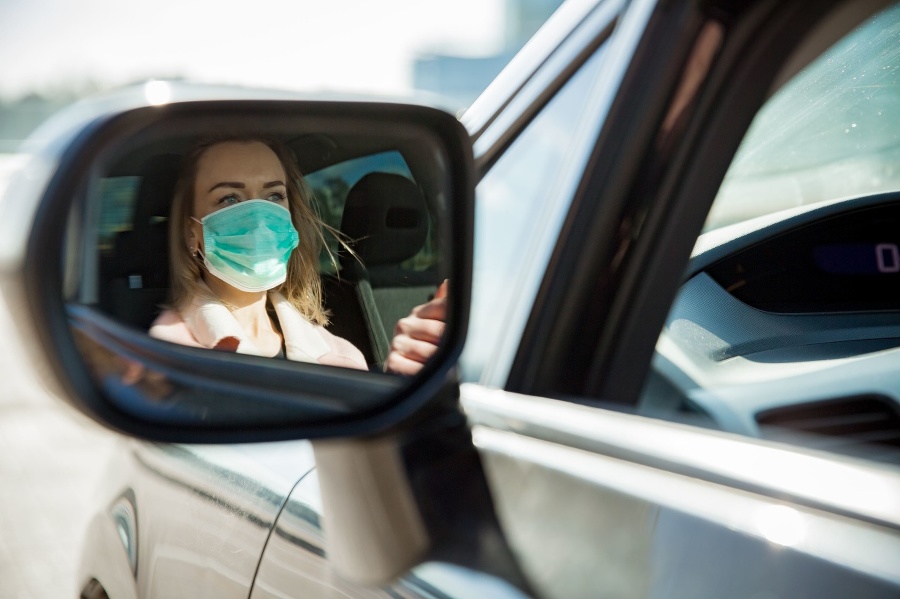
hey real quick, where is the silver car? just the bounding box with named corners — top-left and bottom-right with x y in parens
top-left (2, 0), bottom-right (899, 598)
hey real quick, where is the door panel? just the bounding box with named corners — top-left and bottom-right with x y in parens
top-left (130, 442), bottom-right (314, 598)
top-left (463, 385), bottom-right (900, 599)
top-left (249, 467), bottom-right (394, 598)
top-left (252, 467), bottom-right (531, 599)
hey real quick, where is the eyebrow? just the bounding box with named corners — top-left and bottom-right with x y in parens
top-left (207, 180), bottom-right (286, 193)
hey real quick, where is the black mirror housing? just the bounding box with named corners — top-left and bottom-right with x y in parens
top-left (1, 88), bottom-right (474, 443)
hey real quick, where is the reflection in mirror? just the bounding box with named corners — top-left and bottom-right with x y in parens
top-left (61, 105), bottom-right (459, 429)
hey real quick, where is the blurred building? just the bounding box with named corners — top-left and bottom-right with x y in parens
top-left (413, 0), bottom-right (565, 113)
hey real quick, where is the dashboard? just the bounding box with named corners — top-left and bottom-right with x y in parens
top-left (706, 203), bottom-right (900, 314)
top-left (644, 194), bottom-right (900, 466)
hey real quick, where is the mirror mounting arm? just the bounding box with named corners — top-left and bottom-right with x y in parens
top-left (315, 377), bottom-right (533, 591)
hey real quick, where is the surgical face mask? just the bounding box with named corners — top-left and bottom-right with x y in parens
top-left (193, 199), bottom-right (300, 293)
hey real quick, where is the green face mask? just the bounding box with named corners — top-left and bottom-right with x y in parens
top-left (195, 199), bottom-right (300, 292)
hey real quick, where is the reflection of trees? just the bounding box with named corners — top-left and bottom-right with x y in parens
top-left (311, 173), bottom-right (439, 274)
top-left (98, 177), bottom-right (142, 249)
top-left (310, 176), bottom-right (351, 272)
top-left (315, 176), bottom-right (350, 229)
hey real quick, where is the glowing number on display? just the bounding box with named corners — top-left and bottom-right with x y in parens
top-left (875, 243), bottom-right (900, 273)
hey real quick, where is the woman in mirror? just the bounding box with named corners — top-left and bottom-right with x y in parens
top-left (149, 137), bottom-right (444, 374)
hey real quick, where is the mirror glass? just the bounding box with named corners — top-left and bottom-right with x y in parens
top-left (59, 101), bottom-right (464, 431)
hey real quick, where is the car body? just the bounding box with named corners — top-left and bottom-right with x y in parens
top-left (1, 0), bottom-right (899, 598)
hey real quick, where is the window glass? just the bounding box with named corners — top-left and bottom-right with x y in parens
top-left (706, 5), bottom-right (900, 231)
top-left (303, 151), bottom-right (425, 275)
top-left (92, 152), bottom-right (428, 296)
top-left (94, 152), bottom-right (419, 270)
top-left (461, 44), bottom-right (611, 384)
top-left (96, 176), bottom-right (141, 250)
top-left (305, 151), bottom-right (412, 234)
top-left (642, 6), bottom-right (900, 466)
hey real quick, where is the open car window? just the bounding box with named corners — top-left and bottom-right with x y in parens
top-left (96, 176), bottom-right (142, 251)
top-left (303, 150), bottom-right (425, 275)
top-left (640, 4), bottom-right (900, 467)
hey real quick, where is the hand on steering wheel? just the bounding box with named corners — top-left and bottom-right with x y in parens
top-left (384, 281), bottom-right (448, 375)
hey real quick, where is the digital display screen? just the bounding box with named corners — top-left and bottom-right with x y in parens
top-left (814, 243), bottom-right (900, 275)
top-left (707, 203), bottom-right (900, 313)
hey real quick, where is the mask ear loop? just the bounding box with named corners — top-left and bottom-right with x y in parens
top-left (190, 216), bottom-right (207, 262)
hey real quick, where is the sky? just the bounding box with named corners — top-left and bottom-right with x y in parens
top-left (0, 0), bottom-right (506, 100)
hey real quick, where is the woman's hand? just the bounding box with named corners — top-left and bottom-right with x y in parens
top-left (384, 281), bottom-right (448, 375)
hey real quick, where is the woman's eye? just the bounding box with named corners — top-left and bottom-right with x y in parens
top-left (266, 192), bottom-right (287, 203)
top-left (218, 194), bottom-right (240, 206)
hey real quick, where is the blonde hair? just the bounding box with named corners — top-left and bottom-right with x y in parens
top-left (168, 136), bottom-right (335, 325)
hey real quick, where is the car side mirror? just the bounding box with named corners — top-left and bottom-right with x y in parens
top-left (0, 88), bottom-right (474, 442)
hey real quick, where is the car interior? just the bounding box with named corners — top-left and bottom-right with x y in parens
top-left (637, 4), bottom-right (900, 466)
top-left (642, 194), bottom-right (900, 465)
top-left (93, 133), bottom-right (447, 372)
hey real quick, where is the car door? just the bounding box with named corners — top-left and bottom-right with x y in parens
top-left (458, 0), bottom-right (900, 597)
top-left (13, 0), bottom-right (899, 597)
top-left (248, 5), bottom-right (625, 596)
top-left (251, 0), bottom-right (899, 597)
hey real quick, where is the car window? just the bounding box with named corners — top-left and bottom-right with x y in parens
top-left (96, 176), bottom-right (141, 250)
top-left (92, 150), bottom-right (432, 331)
top-left (641, 5), bottom-right (900, 466)
top-left (95, 151), bottom-right (419, 274)
top-left (705, 4), bottom-right (900, 231)
top-left (303, 151), bottom-right (425, 275)
top-left (460, 43), bottom-right (612, 384)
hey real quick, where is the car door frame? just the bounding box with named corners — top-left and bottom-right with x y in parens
top-left (463, 0), bottom-right (900, 596)
top-left (254, 1), bottom-right (900, 596)
top-left (505, 0), bottom-right (894, 403)
top-left (462, 385), bottom-right (900, 598)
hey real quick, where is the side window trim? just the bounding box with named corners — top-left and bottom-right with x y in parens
top-left (462, 383), bottom-right (900, 533)
top-left (461, 36), bottom-right (622, 387)
top-left (468, 0), bottom-right (624, 177)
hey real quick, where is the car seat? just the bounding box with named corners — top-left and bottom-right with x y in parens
top-left (324, 172), bottom-right (437, 368)
top-left (105, 154), bottom-right (180, 329)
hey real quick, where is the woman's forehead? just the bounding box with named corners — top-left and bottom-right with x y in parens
top-left (195, 141), bottom-right (285, 184)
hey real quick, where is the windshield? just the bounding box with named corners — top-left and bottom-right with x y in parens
top-left (705, 5), bottom-right (900, 231)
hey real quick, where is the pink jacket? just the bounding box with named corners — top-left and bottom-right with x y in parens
top-left (149, 289), bottom-right (367, 370)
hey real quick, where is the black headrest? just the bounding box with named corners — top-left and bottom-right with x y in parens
top-left (133, 154), bottom-right (181, 231)
top-left (341, 173), bottom-right (427, 266)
